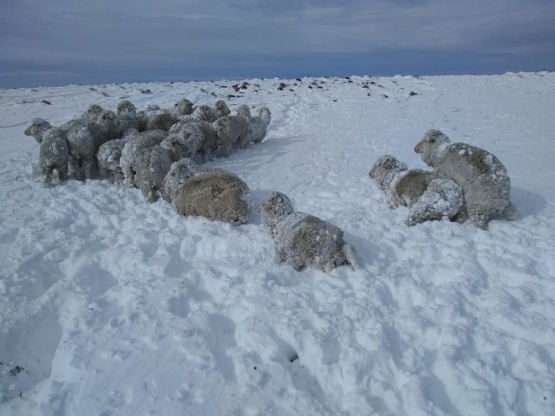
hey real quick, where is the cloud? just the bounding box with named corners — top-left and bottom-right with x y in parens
top-left (1, 0), bottom-right (554, 87)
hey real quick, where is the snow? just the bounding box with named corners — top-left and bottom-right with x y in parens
top-left (1, 72), bottom-right (554, 416)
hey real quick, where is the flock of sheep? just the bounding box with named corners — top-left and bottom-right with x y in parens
top-left (23, 96), bottom-right (516, 273)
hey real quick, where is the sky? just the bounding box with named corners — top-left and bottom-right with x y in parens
top-left (1, 0), bottom-right (554, 88)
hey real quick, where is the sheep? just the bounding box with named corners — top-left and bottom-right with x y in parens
top-left (173, 169), bottom-right (251, 225)
top-left (117, 100), bottom-right (137, 117)
top-left (80, 104), bottom-right (104, 122)
top-left (146, 112), bottom-right (179, 131)
top-left (137, 105), bottom-right (164, 131)
top-left (215, 100), bottom-right (231, 118)
top-left (38, 127), bottom-right (69, 187)
top-left (172, 98), bottom-right (194, 116)
top-left (133, 136), bottom-right (183, 203)
top-left (120, 130), bottom-right (169, 188)
top-left (237, 105), bottom-right (272, 144)
top-left (24, 118), bottom-right (53, 143)
top-left (213, 114), bottom-right (250, 156)
top-left (170, 120), bottom-right (219, 162)
top-left (96, 137), bottom-right (128, 182)
top-left (61, 110), bottom-right (118, 180)
top-left (161, 157), bottom-right (206, 203)
top-left (369, 155), bottom-right (466, 226)
top-left (414, 129), bottom-right (516, 229)
top-left (258, 191), bottom-right (359, 272)
top-left (115, 113), bottom-right (139, 138)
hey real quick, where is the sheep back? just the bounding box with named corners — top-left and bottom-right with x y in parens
top-left (173, 170), bottom-right (251, 225)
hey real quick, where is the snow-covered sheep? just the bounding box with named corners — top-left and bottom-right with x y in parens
top-left (115, 113), bottom-right (139, 138)
top-left (133, 136), bottom-right (183, 203)
top-left (213, 114), bottom-right (250, 156)
top-left (24, 118), bottom-right (53, 143)
top-left (80, 104), bottom-right (104, 122)
top-left (215, 100), bottom-right (231, 118)
top-left (96, 138), bottom-right (128, 182)
top-left (414, 129), bottom-right (516, 229)
top-left (171, 120), bottom-right (219, 162)
top-left (237, 105), bottom-right (272, 144)
top-left (146, 112), bottom-right (179, 131)
top-left (120, 130), bottom-right (169, 188)
top-left (369, 155), bottom-right (466, 226)
top-left (173, 169), bottom-right (251, 225)
top-left (38, 127), bottom-right (69, 187)
top-left (137, 105), bottom-right (164, 132)
top-left (117, 100), bottom-right (137, 117)
top-left (172, 98), bottom-right (194, 116)
top-left (60, 110), bottom-right (118, 180)
top-left (258, 191), bottom-right (359, 272)
top-left (161, 157), bottom-right (206, 203)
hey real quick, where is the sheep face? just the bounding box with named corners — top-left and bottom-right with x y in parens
top-left (369, 155), bottom-right (408, 192)
top-left (414, 129), bottom-right (451, 167)
top-left (25, 118), bottom-right (53, 143)
top-left (236, 105), bottom-right (251, 119)
top-left (258, 191), bottom-right (295, 231)
top-left (215, 100), bottom-right (231, 117)
top-left (174, 99), bottom-right (194, 116)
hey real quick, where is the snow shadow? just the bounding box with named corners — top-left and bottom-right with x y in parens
top-left (511, 187), bottom-right (547, 218)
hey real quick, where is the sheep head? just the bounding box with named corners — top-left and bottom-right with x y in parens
top-left (258, 191), bottom-right (295, 231)
top-left (174, 99), bottom-right (194, 116)
top-left (236, 105), bottom-right (251, 119)
top-left (24, 118), bottom-right (53, 143)
top-left (215, 100), bottom-right (231, 117)
top-left (414, 129), bottom-right (450, 167)
top-left (117, 100), bottom-right (137, 117)
top-left (258, 107), bottom-right (271, 126)
top-left (369, 155), bottom-right (408, 190)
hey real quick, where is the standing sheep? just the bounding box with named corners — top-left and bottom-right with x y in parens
top-left (133, 136), bottom-right (183, 203)
top-left (414, 129), bottom-right (516, 229)
top-left (173, 169), bottom-right (251, 225)
top-left (38, 128), bottom-right (69, 187)
top-left (258, 191), bottom-right (359, 272)
top-left (213, 114), bottom-right (250, 156)
top-left (369, 155), bottom-right (465, 226)
top-left (238, 106), bottom-right (272, 144)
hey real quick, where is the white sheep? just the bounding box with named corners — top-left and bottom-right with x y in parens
top-left (161, 157), bottom-right (206, 203)
top-left (61, 110), bottom-right (117, 180)
top-left (38, 127), bottom-right (69, 187)
top-left (213, 114), bottom-right (250, 156)
top-left (137, 105), bottom-right (164, 131)
top-left (414, 129), bottom-right (516, 229)
top-left (133, 136), bottom-right (183, 203)
top-left (258, 191), bottom-right (359, 272)
top-left (236, 105), bottom-right (272, 144)
top-left (171, 120), bottom-right (219, 162)
top-left (120, 130), bottom-right (169, 188)
top-left (24, 118), bottom-right (53, 143)
top-left (173, 169), bottom-right (251, 225)
top-left (80, 104), bottom-right (104, 122)
top-left (172, 98), bottom-right (195, 116)
top-left (215, 100), bottom-right (231, 118)
top-left (96, 138), bottom-right (128, 182)
top-left (117, 100), bottom-right (137, 117)
top-left (369, 155), bottom-right (466, 226)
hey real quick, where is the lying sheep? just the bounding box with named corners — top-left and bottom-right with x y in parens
top-left (39, 127), bottom-right (69, 187)
top-left (173, 169), bottom-right (251, 225)
top-left (161, 157), bottom-right (206, 203)
top-left (414, 129), bottom-right (516, 229)
top-left (120, 130), bottom-right (169, 188)
top-left (258, 191), bottom-right (359, 272)
top-left (133, 136), bottom-right (183, 203)
top-left (369, 155), bottom-right (466, 226)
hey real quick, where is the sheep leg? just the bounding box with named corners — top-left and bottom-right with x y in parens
top-left (342, 243), bottom-right (359, 270)
top-left (468, 212), bottom-right (489, 230)
top-left (57, 162), bottom-right (69, 182)
top-left (41, 166), bottom-right (53, 187)
top-left (502, 202), bottom-right (516, 220)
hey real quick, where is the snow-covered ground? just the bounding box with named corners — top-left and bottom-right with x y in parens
top-left (0, 72), bottom-right (553, 416)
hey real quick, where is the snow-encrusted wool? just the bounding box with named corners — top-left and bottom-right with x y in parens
top-left (133, 136), bottom-right (183, 203)
top-left (369, 155), bottom-right (466, 226)
top-left (117, 100), bottom-right (137, 117)
top-left (258, 191), bottom-right (359, 272)
top-left (415, 129), bottom-right (516, 229)
top-left (146, 112), bottom-right (179, 131)
top-left (39, 127), bottom-right (69, 187)
top-left (137, 105), bottom-right (164, 132)
top-left (245, 106), bottom-right (271, 144)
top-left (24, 118), bottom-right (53, 143)
top-left (161, 158), bottom-right (206, 203)
top-left (96, 138), bottom-right (128, 182)
top-left (80, 104), bottom-right (104, 122)
top-left (52, 110), bottom-right (117, 180)
top-left (173, 120), bottom-right (219, 162)
top-left (120, 130), bottom-right (168, 188)
top-left (213, 115), bottom-right (250, 156)
top-left (115, 113), bottom-right (139, 138)
top-left (215, 100), bottom-right (231, 118)
top-left (173, 169), bottom-right (251, 225)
